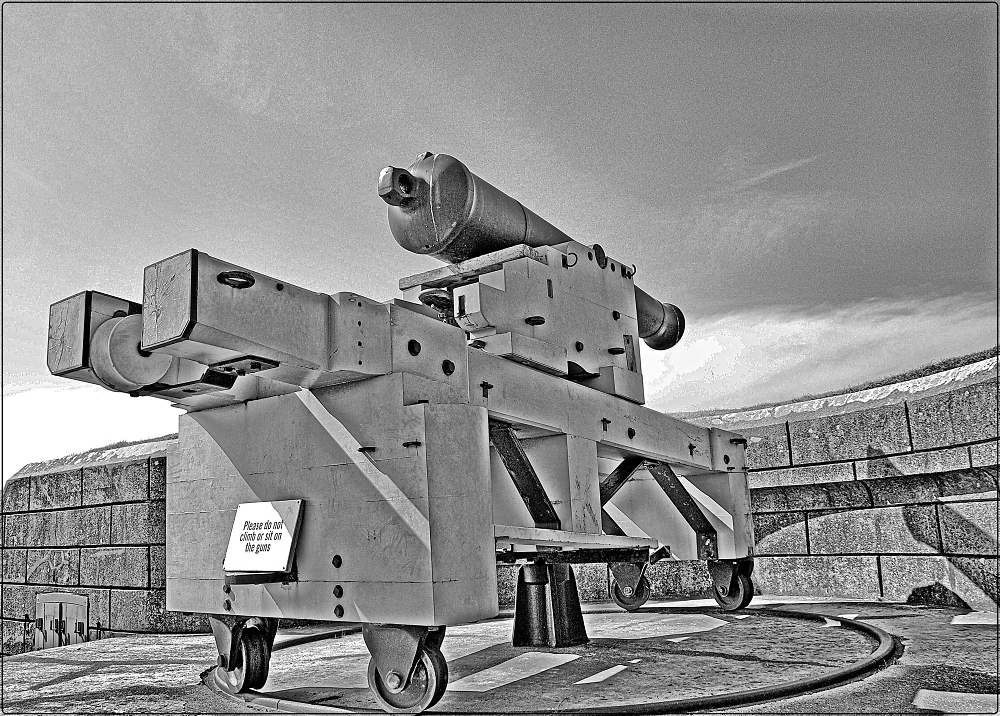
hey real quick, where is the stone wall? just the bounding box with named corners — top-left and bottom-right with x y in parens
top-left (672, 356), bottom-right (998, 611)
top-left (2, 442), bottom-right (207, 655)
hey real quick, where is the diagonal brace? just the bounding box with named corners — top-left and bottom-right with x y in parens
top-left (489, 421), bottom-right (561, 530)
top-left (599, 455), bottom-right (646, 505)
top-left (647, 462), bottom-right (718, 560)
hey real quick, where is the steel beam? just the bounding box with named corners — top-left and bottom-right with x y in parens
top-left (489, 421), bottom-right (561, 530)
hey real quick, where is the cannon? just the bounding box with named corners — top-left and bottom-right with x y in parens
top-left (46, 152), bottom-right (754, 712)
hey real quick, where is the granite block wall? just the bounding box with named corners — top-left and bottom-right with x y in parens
top-left (686, 356), bottom-right (998, 611)
top-left (2, 445), bottom-right (208, 655)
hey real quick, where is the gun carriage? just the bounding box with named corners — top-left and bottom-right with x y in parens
top-left (47, 152), bottom-right (755, 712)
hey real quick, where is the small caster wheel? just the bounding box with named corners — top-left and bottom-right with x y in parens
top-left (713, 572), bottom-right (754, 611)
top-left (217, 627), bottom-right (269, 693)
top-left (611, 575), bottom-right (651, 612)
top-left (368, 644), bottom-right (448, 713)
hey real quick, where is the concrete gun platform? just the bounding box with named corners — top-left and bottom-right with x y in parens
top-left (3, 598), bottom-right (996, 714)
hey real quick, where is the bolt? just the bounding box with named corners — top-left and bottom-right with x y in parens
top-left (333, 585), bottom-right (343, 598)
top-left (622, 586), bottom-right (634, 597)
top-left (223, 599), bottom-right (232, 611)
top-left (334, 605), bottom-right (344, 618)
top-left (385, 671), bottom-right (403, 690)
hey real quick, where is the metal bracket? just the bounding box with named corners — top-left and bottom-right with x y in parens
top-left (362, 623), bottom-right (432, 689)
top-left (224, 569), bottom-right (297, 587)
top-left (211, 355), bottom-right (280, 376)
top-left (609, 561), bottom-right (648, 593)
top-left (707, 558), bottom-right (755, 596)
top-left (209, 615), bottom-right (278, 671)
top-left (496, 547), bottom-right (650, 564)
top-left (132, 367), bottom-right (238, 399)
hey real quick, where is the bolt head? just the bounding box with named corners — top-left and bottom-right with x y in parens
top-left (622, 586), bottom-right (634, 597)
top-left (385, 671), bottom-right (403, 690)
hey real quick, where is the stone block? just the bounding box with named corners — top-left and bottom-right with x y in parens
top-left (789, 405), bottom-right (911, 464)
top-left (83, 460), bottom-right (149, 506)
top-left (150, 545), bottom-right (165, 588)
top-left (3, 549), bottom-right (26, 583)
top-left (752, 555), bottom-right (881, 599)
top-left (908, 380), bottom-right (999, 450)
top-left (1, 584), bottom-right (36, 620)
top-left (971, 441), bottom-right (999, 467)
top-left (860, 474), bottom-right (940, 507)
top-left (750, 481), bottom-right (871, 513)
top-left (645, 559), bottom-right (714, 598)
top-left (2, 476), bottom-right (29, 513)
top-left (30, 469), bottom-right (82, 511)
top-left (879, 555), bottom-right (961, 607)
top-left (21, 507), bottom-right (112, 547)
top-left (880, 555), bottom-right (998, 610)
top-left (860, 447), bottom-right (971, 480)
top-left (950, 556), bottom-right (998, 611)
top-left (4, 513), bottom-right (29, 547)
top-left (808, 505), bottom-right (940, 554)
top-left (26, 548), bottom-right (79, 585)
top-left (162, 609), bottom-right (211, 633)
top-left (110, 589), bottom-right (166, 631)
top-left (2, 618), bottom-right (30, 655)
top-left (754, 513), bottom-right (808, 555)
top-left (573, 563), bottom-right (609, 601)
top-left (111, 502), bottom-right (166, 545)
top-left (938, 501), bottom-right (998, 556)
top-left (77, 587), bottom-right (112, 630)
top-left (936, 467), bottom-right (998, 500)
top-left (149, 457), bottom-right (167, 500)
top-left (748, 462), bottom-right (853, 489)
top-left (80, 547), bottom-right (149, 588)
top-left (740, 423), bottom-right (790, 470)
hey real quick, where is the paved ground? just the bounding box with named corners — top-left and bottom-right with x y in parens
top-left (2, 597), bottom-right (996, 714)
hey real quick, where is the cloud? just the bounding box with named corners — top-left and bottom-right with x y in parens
top-left (711, 155), bottom-right (822, 197)
top-left (642, 293), bottom-right (997, 413)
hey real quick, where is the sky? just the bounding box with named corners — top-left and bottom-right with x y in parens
top-left (3, 4), bottom-right (997, 480)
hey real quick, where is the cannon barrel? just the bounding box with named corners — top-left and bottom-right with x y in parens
top-left (379, 152), bottom-right (684, 350)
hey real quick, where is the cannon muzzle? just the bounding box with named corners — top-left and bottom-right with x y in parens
top-left (379, 152), bottom-right (573, 264)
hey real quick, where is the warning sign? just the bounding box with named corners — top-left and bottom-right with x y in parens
top-left (223, 500), bottom-right (303, 573)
